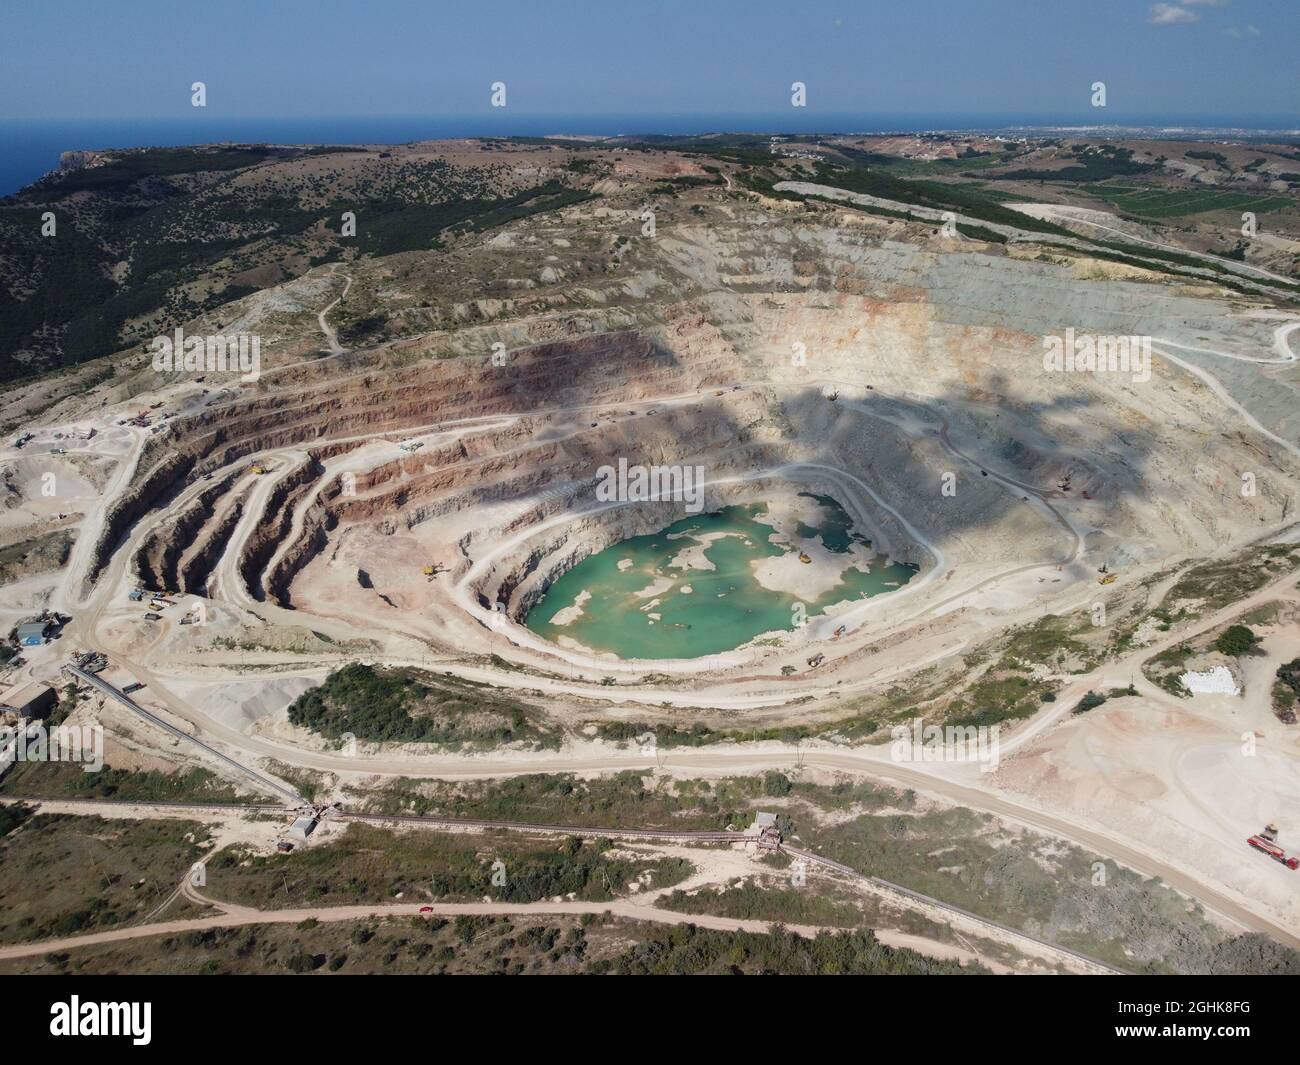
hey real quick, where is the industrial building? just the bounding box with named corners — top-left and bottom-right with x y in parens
top-left (747, 811), bottom-right (782, 849)
top-left (15, 620), bottom-right (52, 647)
top-left (0, 681), bottom-right (57, 720)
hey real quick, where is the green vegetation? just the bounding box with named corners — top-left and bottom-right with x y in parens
top-left (1214, 624), bottom-right (1259, 656)
top-left (805, 161), bottom-right (1079, 239)
top-left (343, 180), bottom-right (591, 256)
top-left (0, 802), bottom-right (32, 840)
top-left (32, 147), bottom-right (278, 196)
top-left (0, 912), bottom-right (976, 975)
top-left (1272, 658), bottom-right (1300, 724)
top-left (780, 157), bottom-right (1300, 299)
top-left (792, 779), bottom-right (1300, 973)
top-left (0, 530), bottom-right (73, 584)
top-left (662, 882), bottom-right (863, 927)
top-left (1163, 545), bottom-right (1300, 618)
top-left (945, 670), bottom-right (1057, 728)
top-left (287, 663), bottom-right (556, 748)
top-left (592, 923), bottom-right (975, 975)
top-left (996, 612), bottom-right (1096, 671)
top-left (592, 716), bottom-right (821, 747)
top-left (0, 761), bottom-right (251, 802)
top-left (990, 145), bottom-right (1157, 183)
top-left (0, 143), bottom-right (589, 381)
top-left (1083, 185), bottom-right (1293, 219)
top-left (351, 770), bottom-right (765, 831)
top-left (207, 822), bottom-right (691, 907)
top-left (0, 814), bottom-right (211, 944)
top-left (1073, 691), bottom-right (1108, 714)
top-left (1143, 642), bottom-right (1194, 698)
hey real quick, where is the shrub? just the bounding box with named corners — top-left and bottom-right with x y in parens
top-left (1215, 625), bottom-right (1259, 657)
top-left (1074, 691), bottom-right (1107, 714)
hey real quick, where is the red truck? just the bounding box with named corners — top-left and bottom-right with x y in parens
top-left (1247, 834), bottom-right (1300, 870)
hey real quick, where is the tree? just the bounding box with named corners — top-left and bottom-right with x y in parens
top-left (1215, 625), bottom-right (1259, 657)
top-left (762, 771), bottom-right (792, 797)
top-left (1074, 691), bottom-right (1107, 714)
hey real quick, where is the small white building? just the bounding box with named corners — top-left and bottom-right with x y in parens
top-left (288, 814), bottom-right (319, 841)
top-left (1180, 665), bottom-right (1240, 696)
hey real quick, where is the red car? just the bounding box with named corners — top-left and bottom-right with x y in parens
top-left (418, 906), bottom-right (434, 914)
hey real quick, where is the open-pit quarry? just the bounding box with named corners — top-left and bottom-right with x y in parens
top-left (4, 139), bottom-right (1300, 972)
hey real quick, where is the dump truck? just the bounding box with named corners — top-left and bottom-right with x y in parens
top-left (1098, 573), bottom-right (1117, 585)
top-left (248, 464), bottom-right (266, 475)
top-left (1247, 834), bottom-right (1299, 870)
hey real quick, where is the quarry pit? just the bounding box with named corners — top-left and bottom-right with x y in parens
top-left (5, 159), bottom-right (1300, 950)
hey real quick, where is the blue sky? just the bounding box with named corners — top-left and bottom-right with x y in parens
top-left (1, 0), bottom-right (1295, 121)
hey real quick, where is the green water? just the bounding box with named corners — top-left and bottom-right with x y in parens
top-left (524, 497), bottom-right (919, 659)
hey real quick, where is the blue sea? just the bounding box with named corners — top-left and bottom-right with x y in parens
top-left (2, 113), bottom-right (1296, 197)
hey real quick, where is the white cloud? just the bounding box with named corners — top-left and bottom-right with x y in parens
top-left (1147, 3), bottom-right (1199, 24)
top-left (1226, 24), bottom-right (1260, 38)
